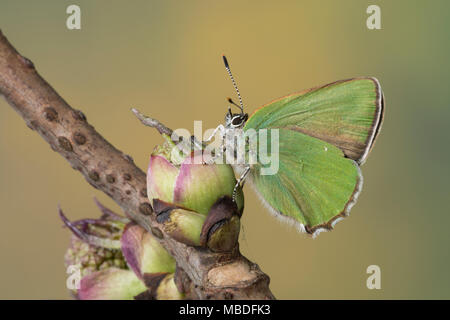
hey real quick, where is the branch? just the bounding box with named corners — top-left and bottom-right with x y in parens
top-left (131, 108), bottom-right (174, 136)
top-left (0, 30), bottom-right (274, 300)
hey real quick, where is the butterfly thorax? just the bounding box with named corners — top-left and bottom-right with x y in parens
top-left (222, 111), bottom-right (252, 170)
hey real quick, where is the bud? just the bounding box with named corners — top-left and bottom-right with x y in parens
top-left (147, 136), bottom-right (244, 216)
top-left (206, 215), bottom-right (240, 253)
top-left (120, 223), bottom-right (176, 277)
top-left (138, 272), bottom-right (184, 300)
top-left (153, 199), bottom-right (205, 246)
top-left (65, 235), bottom-right (127, 279)
top-left (155, 273), bottom-right (184, 300)
top-left (61, 201), bottom-right (127, 281)
top-left (61, 199), bottom-right (183, 300)
top-left (78, 267), bottom-right (147, 300)
top-left (200, 196), bottom-right (241, 252)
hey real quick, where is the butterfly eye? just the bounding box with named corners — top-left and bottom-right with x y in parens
top-left (231, 117), bottom-right (242, 126)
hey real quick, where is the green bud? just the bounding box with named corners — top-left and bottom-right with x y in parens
top-left (200, 196), bottom-right (241, 252)
top-left (156, 273), bottom-right (184, 300)
top-left (154, 199), bottom-right (205, 246)
top-left (147, 138), bottom-right (244, 216)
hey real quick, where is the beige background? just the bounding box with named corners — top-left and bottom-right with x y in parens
top-left (0, 0), bottom-right (449, 299)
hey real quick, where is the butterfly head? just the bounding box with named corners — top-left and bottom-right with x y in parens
top-left (225, 107), bottom-right (248, 129)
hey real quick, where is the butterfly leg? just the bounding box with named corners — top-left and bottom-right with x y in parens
top-left (204, 144), bottom-right (226, 165)
top-left (204, 124), bottom-right (225, 143)
top-left (233, 165), bottom-right (250, 201)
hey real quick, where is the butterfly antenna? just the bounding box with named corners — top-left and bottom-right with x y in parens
top-left (222, 55), bottom-right (245, 114)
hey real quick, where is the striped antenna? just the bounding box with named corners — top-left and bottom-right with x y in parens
top-left (222, 55), bottom-right (244, 114)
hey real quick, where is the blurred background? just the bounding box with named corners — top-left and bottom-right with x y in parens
top-left (0, 0), bottom-right (449, 299)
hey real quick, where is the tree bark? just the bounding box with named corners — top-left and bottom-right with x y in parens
top-left (0, 30), bottom-right (274, 300)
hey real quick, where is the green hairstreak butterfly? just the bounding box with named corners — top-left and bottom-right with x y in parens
top-left (208, 56), bottom-right (384, 238)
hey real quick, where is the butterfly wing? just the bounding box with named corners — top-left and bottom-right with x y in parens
top-left (249, 129), bottom-right (362, 237)
top-left (244, 78), bottom-right (383, 236)
top-left (244, 77), bottom-right (384, 164)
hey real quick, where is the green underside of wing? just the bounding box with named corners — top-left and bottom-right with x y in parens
top-left (250, 129), bottom-right (361, 230)
top-left (245, 78), bottom-right (380, 162)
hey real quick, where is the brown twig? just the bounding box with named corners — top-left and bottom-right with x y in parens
top-left (131, 108), bottom-right (174, 137)
top-left (0, 30), bottom-right (274, 300)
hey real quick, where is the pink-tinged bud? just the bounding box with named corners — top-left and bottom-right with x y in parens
top-left (147, 139), bottom-right (244, 216)
top-left (78, 268), bottom-right (147, 300)
top-left (120, 223), bottom-right (176, 278)
top-left (61, 200), bottom-right (183, 300)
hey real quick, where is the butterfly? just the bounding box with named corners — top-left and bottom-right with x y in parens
top-left (206, 56), bottom-right (384, 238)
